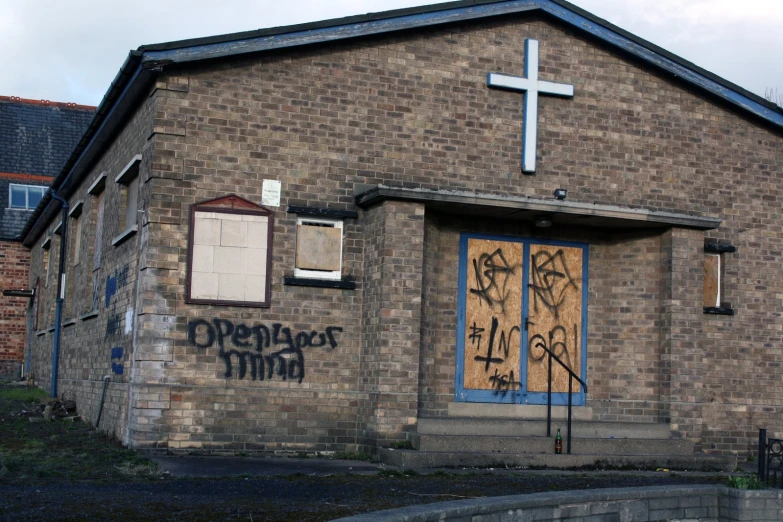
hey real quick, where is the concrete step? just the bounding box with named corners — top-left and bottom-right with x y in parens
top-left (417, 417), bottom-right (673, 439)
top-left (447, 402), bottom-right (594, 421)
top-left (378, 449), bottom-right (737, 472)
top-left (410, 433), bottom-right (693, 456)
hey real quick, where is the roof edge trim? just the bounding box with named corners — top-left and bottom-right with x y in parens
top-left (355, 185), bottom-right (722, 230)
top-left (141, 0), bottom-right (783, 129)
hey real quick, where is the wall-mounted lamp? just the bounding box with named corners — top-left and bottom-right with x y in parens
top-left (554, 188), bottom-right (567, 200)
top-left (534, 215), bottom-right (552, 228)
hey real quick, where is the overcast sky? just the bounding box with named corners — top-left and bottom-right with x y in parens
top-left (1, 0), bottom-right (781, 106)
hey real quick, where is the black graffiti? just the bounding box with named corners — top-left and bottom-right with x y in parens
top-left (489, 369), bottom-right (520, 393)
top-left (473, 317), bottom-right (520, 372)
top-left (528, 324), bottom-right (577, 370)
top-left (470, 248), bottom-right (515, 312)
top-left (468, 322), bottom-right (484, 350)
top-left (187, 319), bottom-right (342, 384)
top-left (529, 250), bottom-right (578, 319)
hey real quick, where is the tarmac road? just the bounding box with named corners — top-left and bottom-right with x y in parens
top-left (0, 456), bottom-right (732, 522)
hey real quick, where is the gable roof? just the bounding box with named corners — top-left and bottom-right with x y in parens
top-left (21, 0), bottom-right (783, 246)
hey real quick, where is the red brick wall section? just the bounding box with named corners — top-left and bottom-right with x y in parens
top-left (0, 240), bottom-right (30, 377)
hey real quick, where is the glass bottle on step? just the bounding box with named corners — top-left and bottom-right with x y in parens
top-left (555, 428), bottom-right (563, 454)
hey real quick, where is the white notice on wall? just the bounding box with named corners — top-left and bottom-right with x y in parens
top-left (125, 307), bottom-right (133, 335)
top-left (262, 179), bottom-right (281, 207)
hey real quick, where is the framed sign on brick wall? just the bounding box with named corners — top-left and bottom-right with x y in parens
top-left (186, 195), bottom-right (274, 307)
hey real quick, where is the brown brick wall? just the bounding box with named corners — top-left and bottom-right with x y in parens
top-left (24, 12), bottom-right (783, 456)
top-left (28, 88), bottom-right (155, 441)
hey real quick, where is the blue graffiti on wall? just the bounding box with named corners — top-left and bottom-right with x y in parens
top-left (105, 265), bottom-right (130, 308)
top-left (111, 347), bottom-right (124, 375)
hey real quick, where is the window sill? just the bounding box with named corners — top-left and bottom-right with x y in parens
top-left (111, 225), bottom-right (138, 247)
top-left (704, 307), bottom-right (735, 316)
top-left (79, 311), bottom-right (99, 321)
top-left (62, 319), bottom-right (76, 328)
top-left (46, 326), bottom-right (55, 333)
top-left (35, 330), bottom-right (46, 337)
top-left (284, 276), bottom-right (356, 289)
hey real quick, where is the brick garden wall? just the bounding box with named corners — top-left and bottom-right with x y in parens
top-left (25, 12), bottom-right (783, 454)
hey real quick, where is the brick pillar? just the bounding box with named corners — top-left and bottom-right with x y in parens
top-left (661, 227), bottom-right (705, 447)
top-left (359, 200), bottom-right (425, 448)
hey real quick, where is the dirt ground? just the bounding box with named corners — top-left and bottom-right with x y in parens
top-left (0, 382), bottom-right (737, 521)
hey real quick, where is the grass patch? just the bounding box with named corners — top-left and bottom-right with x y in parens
top-left (332, 451), bottom-right (374, 462)
top-left (726, 475), bottom-right (765, 490)
top-left (0, 387), bottom-right (48, 403)
top-left (378, 469), bottom-right (420, 477)
top-left (0, 383), bottom-right (162, 484)
top-left (429, 470), bottom-right (450, 477)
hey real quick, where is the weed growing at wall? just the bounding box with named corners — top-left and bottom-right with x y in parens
top-left (726, 475), bottom-right (765, 490)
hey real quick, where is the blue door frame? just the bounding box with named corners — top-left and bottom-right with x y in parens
top-left (455, 233), bottom-right (588, 406)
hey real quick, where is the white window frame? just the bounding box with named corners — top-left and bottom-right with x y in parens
top-left (294, 216), bottom-right (343, 281)
top-left (9, 184), bottom-right (46, 209)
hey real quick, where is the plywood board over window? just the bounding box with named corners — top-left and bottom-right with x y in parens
top-left (294, 216), bottom-right (343, 280)
top-left (186, 195), bottom-right (274, 307)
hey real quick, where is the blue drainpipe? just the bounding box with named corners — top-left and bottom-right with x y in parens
top-left (48, 190), bottom-right (68, 398)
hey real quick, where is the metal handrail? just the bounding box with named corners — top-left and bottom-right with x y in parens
top-left (533, 342), bottom-right (587, 455)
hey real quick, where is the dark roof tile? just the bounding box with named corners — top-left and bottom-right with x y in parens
top-left (0, 97), bottom-right (95, 178)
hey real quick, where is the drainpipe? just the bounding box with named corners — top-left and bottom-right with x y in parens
top-left (49, 190), bottom-right (68, 398)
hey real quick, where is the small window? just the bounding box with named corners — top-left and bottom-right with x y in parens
top-left (704, 242), bottom-right (736, 315)
top-left (10, 184), bottom-right (46, 209)
top-left (112, 155), bottom-right (141, 246)
top-left (294, 217), bottom-right (343, 281)
top-left (42, 237), bottom-right (51, 288)
top-left (66, 202), bottom-right (83, 319)
top-left (703, 253), bottom-right (721, 307)
top-left (186, 195), bottom-right (273, 307)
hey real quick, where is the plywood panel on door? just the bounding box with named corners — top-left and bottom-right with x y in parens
top-left (463, 238), bottom-right (523, 393)
top-left (526, 244), bottom-right (583, 393)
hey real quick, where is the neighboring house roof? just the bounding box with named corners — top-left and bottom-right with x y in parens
top-left (21, 0), bottom-right (783, 247)
top-left (0, 96), bottom-right (94, 240)
top-left (0, 96), bottom-right (95, 178)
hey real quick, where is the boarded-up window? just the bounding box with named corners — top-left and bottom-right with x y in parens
top-left (703, 253), bottom-right (720, 307)
top-left (93, 195), bottom-right (105, 270)
top-left (187, 196), bottom-right (273, 307)
top-left (294, 217), bottom-right (342, 280)
top-left (67, 201), bottom-right (83, 318)
top-left (703, 242), bottom-right (736, 314)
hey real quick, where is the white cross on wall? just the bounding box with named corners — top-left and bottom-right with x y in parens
top-left (487, 39), bottom-right (574, 173)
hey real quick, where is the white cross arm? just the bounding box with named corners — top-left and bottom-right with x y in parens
top-left (487, 73), bottom-right (574, 98)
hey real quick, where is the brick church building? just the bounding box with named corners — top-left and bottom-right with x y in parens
top-left (21, 0), bottom-right (783, 465)
top-left (0, 96), bottom-right (93, 379)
